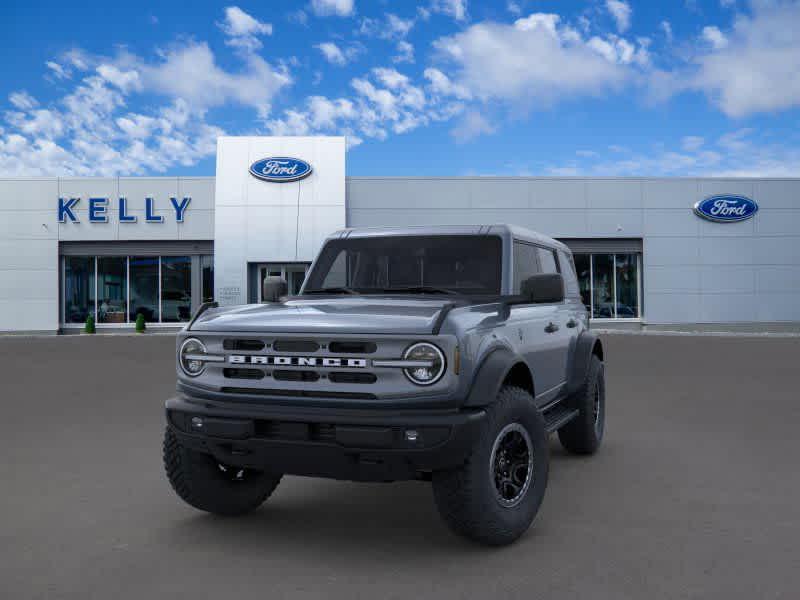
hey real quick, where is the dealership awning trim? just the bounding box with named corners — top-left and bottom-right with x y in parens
top-left (558, 238), bottom-right (643, 254)
top-left (59, 241), bottom-right (214, 256)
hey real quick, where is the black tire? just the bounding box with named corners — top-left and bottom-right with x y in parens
top-left (558, 355), bottom-right (605, 455)
top-left (432, 386), bottom-right (549, 546)
top-left (163, 427), bottom-right (282, 516)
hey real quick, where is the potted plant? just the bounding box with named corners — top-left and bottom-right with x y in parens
top-left (84, 314), bottom-right (96, 334)
top-left (135, 313), bottom-right (146, 333)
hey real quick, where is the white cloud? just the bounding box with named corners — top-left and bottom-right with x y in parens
top-left (266, 66), bottom-right (463, 145)
top-left (720, 0), bottom-right (736, 7)
top-left (507, 1), bottom-right (522, 16)
top-left (606, 0), bottom-right (632, 33)
top-left (0, 32), bottom-right (288, 175)
top-left (393, 41), bottom-right (415, 63)
top-left (690, 1), bottom-right (800, 116)
top-left (423, 67), bottom-right (472, 100)
top-left (430, 0), bottom-right (468, 21)
top-left (314, 42), bottom-right (362, 66)
top-left (9, 91), bottom-right (38, 111)
top-left (310, 0), bottom-right (354, 17)
top-left (140, 42), bottom-right (290, 116)
top-left (45, 61), bottom-right (71, 80)
top-left (660, 20), bottom-right (673, 43)
top-left (451, 110), bottom-right (496, 142)
top-left (701, 25), bottom-right (728, 49)
top-left (386, 14), bottom-right (414, 38)
top-left (681, 135), bottom-right (705, 152)
top-left (432, 13), bottom-right (638, 107)
top-left (359, 13), bottom-right (415, 41)
top-left (218, 6), bottom-right (272, 51)
top-left (546, 128), bottom-right (800, 177)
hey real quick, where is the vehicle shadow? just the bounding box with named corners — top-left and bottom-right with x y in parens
top-left (157, 441), bottom-right (572, 560)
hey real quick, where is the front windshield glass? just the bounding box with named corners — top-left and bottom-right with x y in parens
top-left (303, 235), bottom-right (502, 295)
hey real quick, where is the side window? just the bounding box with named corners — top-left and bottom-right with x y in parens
top-left (513, 241), bottom-right (541, 293)
top-left (537, 247), bottom-right (559, 274)
top-left (558, 250), bottom-right (580, 298)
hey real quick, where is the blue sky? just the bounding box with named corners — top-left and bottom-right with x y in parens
top-left (1, 0), bottom-right (798, 177)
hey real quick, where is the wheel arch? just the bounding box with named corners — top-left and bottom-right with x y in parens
top-left (464, 347), bottom-right (535, 407)
top-left (567, 331), bottom-right (603, 396)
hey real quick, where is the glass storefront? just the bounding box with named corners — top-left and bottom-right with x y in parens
top-left (129, 256), bottom-right (159, 322)
top-left (161, 256), bottom-right (192, 323)
top-left (573, 253), bottom-right (641, 319)
top-left (64, 256), bottom-right (95, 324)
top-left (61, 254), bottom-right (213, 326)
top-left (97, 257), bottom-right (127, 323)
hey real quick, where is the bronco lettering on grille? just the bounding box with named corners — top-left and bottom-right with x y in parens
top-left (228, 355), bottom-right (368, 368)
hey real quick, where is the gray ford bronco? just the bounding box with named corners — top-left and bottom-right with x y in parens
top-left (164, 225), bottom-right (605, 545)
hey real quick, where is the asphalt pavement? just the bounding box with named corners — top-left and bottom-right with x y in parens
top-left (1, 333), bottom-right (798, 599)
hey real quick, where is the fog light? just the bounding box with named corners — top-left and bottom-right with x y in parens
top-left (405, 429), bottom-right (419, 442)
top-left (191, 416), bottom-right (204, 429)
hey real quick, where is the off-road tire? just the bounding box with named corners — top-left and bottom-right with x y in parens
top-left (558, 355), bottom-right (605, 455)
top-left (432, 385), bottom-right (549, 546)
top-left (163, 427), bottom-right (282, 516)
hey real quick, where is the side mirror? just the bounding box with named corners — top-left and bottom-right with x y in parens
top-left (521, 273), bottom-right (565, 304)
top-left (262, 276), bottom-right (288, 303)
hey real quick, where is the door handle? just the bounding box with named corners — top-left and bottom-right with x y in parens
top-left (566, 319), bottom-right (577, 328)
top-left (544, 322), bottom-right (559, 333)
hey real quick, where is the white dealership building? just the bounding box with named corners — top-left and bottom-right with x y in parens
top-left (0, 136), bottom-right (798, 334)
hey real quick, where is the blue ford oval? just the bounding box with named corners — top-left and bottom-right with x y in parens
top-left (249, 157), bottom-right (313, 182)
top-left (693, 195), bottom-right (758, 223)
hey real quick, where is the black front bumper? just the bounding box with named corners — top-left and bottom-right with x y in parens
top-left (166, 395), bottom-right (486, 482)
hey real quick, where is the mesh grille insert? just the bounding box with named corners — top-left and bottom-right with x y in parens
top-left (273, 340), bottom-right (320, 353)
top-left (329, 371), bottom-right (377, 384)
top-left (223, 339), bottom-right (265, 351)
top-left (329, 341), bottom-right (377, 354)
top-left (223, 368), bottom-right (265, 380)
top-left (273, 370), bottom-right (320, 382)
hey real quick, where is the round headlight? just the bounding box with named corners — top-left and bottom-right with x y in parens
top-left (403, 342), bottom-right (446, 386)
top-left (179, 338), bottom-right (207, 377)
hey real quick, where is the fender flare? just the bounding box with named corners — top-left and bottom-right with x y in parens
top-left (567, 331), bottom-right (603, 396)
top-left (463, 346), bottom-right (529, 407)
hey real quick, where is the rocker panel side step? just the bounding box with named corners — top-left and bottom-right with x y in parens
top-left (543, 404), bottom-right (579, 434)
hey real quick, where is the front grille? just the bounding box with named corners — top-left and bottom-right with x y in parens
top-left (273, 340), bottom-right (320, 353)
top-left (221, 387), bottom-right (377, 400)
top-left (273, 370), bottom-right (320, 382)
top-left (223, 339), bottom-right (265, 351)
top-left (223, 368), bottom-right (265, 380)
top-left (252, 421), bottom-right (338, 442)
top-left (329, 371), bottom-right (377, 384)
top-left (329, 341), bottom-right (377, 354)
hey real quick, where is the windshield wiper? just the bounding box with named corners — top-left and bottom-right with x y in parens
top-left (376, 285), bottom-right (462, 295)
top-left (302, 286), bottom-right (360, 295)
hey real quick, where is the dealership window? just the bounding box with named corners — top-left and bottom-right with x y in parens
top-left (201, 255), bottom-right (214, 303)
top-left (61, 254), bottom-right (213, 326)
top-left (129, 256), bottom-right (159, 322)
top-left (97, 257), bottom-right (127, 323)
top-left (64, 256), bottom-right (95, 324)
top-left (161, 256), bottom-right (192, 322)
top-left (573, 253), bottom-right (641, 319)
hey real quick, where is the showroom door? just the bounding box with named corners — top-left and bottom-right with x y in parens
top-left (254, 263), bottom-right (310, 300)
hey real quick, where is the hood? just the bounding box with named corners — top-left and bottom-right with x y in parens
top-left (190, 297), bottom-right (455, 335)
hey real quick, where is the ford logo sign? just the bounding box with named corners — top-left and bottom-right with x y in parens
top-left (249, 157), bottom-right (312, 182)
top-left (693, 195), bottom-right (758, 223)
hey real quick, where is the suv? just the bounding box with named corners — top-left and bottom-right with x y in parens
top-left (163, 225), bottom-right (605, 545)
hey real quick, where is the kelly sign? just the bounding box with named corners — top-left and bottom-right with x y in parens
top-left (58, 197), bottom-right (191, 223)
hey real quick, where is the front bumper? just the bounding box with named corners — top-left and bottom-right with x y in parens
top-left (166, 394), bottom-right (486, 482)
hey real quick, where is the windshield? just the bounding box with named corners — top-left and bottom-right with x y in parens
top-left (303, 235), bottom-right (502, 295)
